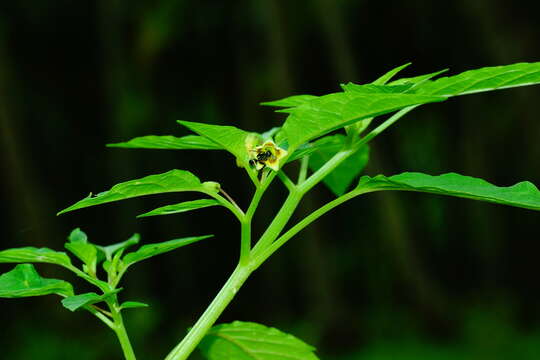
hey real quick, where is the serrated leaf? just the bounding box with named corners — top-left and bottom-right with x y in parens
top-left (137, 199), bottom-right (220, 218)
top-left (372, 62), bottom-right (411, 85)
top-left (123, 235), bottom-right (213, 267)
top-left (107, 135), bottom-right (223, 150)
top-left (282, 92), bottom-right (446, 149)
top-left (97, 234), bottom-right (140, 261)
top-left (61, 289), bottom-right (122, 312)
top-left (199, 321), bottom-right (319, 360)
top-left (261, 94), bottom-right (319, 107)
top-left (309, 135), bottom-right (370, 196)
top-left (178, 121), bottom-right (257, 165)
top-left (58, 170), bottom-right (217, 215)
top-left (120, 301), bottom-right (149, 310)
top-left (357, 172), bottom-right (540, 210)
top-left (416, 62), bottom-right (540, 96)
top-left (0, 264), bottom-right (73, 298)
top-left (0, 247), bottom-right (71, 267)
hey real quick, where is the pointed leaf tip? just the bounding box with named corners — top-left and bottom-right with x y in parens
top-left (358, 172), bottom-right (540, 210)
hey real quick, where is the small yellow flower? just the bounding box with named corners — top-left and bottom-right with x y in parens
top-left (249, 140), bottom-right (288, 171)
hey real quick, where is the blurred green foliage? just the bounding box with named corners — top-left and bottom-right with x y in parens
top-left (0, 0), bottom-right (539, 359)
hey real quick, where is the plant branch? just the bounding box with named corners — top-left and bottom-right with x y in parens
top-left (357, 105), bottom-right (418, 146)
top-left (245, 166), bottom-right (260, 187)
top-left (298, 147), bottom-right (356, 195)
top-left (109, 299), bottom-right (137, 360)
top-left (219, 187), bottom-right (241, 210)
top-left (297, 155), bottom-right (309, 184)
top-left (208, 192), bottom-right (245, 221)
top-left (85, 305), bottom-right (115, 329)
top-left (252, 188), bottom-right (375, 268)
top-left (251, 190), bottom-right (303, 254)
top-left (277, 170), bottom-right (296, 192)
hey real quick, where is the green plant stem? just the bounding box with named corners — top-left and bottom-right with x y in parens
top-left (297, 155), bottom-right (309, 184)
top-left (165, 143), bottom-right (363, 360)
top-left (277, 170), bottom-right (296, 191)
top-left (208, 192), bottom-right (245, 221)
top-left (64, 264), bottom-right (111, 292)
top-left (252, 190), bottom-right (303, 253)
top-left (245, 166), bottom-right (260, 187)
top-left (164, 264), bottom-right (253, 360)
top-left (298, 147), bottom-right (356, 194)
top-left (358, 105), bottom-right (418, 146)
top-left (240, 220), bottom-right (251, 264)
top-left (85, 305), bottom-right (114, 329)
top-left (252, 188), bottom-right (375, 267)
top-left (110, 301), bottom-right (137, 360)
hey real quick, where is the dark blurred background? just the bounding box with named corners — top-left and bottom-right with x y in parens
top-left (1, 1), bottom-right (540, 359)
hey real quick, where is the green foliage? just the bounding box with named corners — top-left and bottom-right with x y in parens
top-left (416, 62), bottom-right (540, 96)
top-left (0, 264), bottom-right (73, 298)
top-left (108, 135), bottom-right (222, 150)
top-left (62, 289), bottom-right (122, 312)
top-left (65, 228), bottom-right (99, 274)
top-left (120, 301), bottom-right (149, 310)
top-left (97, 234), bottom-right (140, 261)
top-left (371, 62), bottom-right (411, 84)
top-left (178, 120), bottom-right (257, 165)
top-left (308, 135), bottom-right (370, 196)
top-left (357, 172), bottom-right (540, 210)
top-left (261, 94), bottom-right (319, 107)
top-left (4, 61), bottom-right (540, 360)
top-left (58, 170), bottom-right (218, 215)
top-left (122, 235), bottom-right (213, 267)
top-left (199, 321), bottom-right (319, 360)
top-left (280, 92), bottom-right (446, 149)
top-left (0, 247), bottom-right (71, 267)
top-left (138, 199), bottom-right (220, 218)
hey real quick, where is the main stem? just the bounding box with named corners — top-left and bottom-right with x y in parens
top-left (111, 303), bottom-right (137, 360)
top-left (164, 264), bottom-right (253, 360)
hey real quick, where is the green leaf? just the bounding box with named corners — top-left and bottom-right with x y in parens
top-left (65, 228), bottom-right (97, 270)
top-left (97, 233), bottom-right (140, 261)
top-left (178, 120), bottom-right (257, 165)
top-left (287, 136), bottom-right (345, 163)
top-left (68, 228), bottom-right (88, 243)
top-left (282, 92), bottom-right (446, 149)
top-left (388, 68), bottom-right (449, 88)
top-left (372, 62), bottom-right (411, 85)
top-left (199, 321), bottom-right (319, 360)
top-left (123, 235), bottom-right (213, 267)
top-left (107, 135), bottom-right (222, 150)
top-left (340, 83), bottom-right (414, 94)
top-left (137, 199), bottom-right (220, 218)
top-left (309, 135), bottom-right (370, 196)
top-left (120, 301), bottom-right (149, 310)
top-left (261, 94), bottom-right (318, 107)
top-left (416, 62), bottom-right (540, 96)
top-left (58, 169), bottom-right (218, 215)
top-left (0, 264), bottom-right (73, 298)
top-left (61, 289), bottom-right (122, 312)
top-left (357, 172), bottom-right (540, 210)
top-left (0, 247), bottom-right (71, 267)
